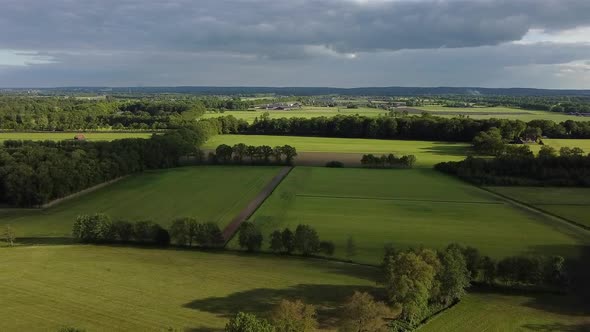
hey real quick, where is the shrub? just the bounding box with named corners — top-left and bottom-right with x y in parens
top-left (325, 161), bottom-right (344, 168)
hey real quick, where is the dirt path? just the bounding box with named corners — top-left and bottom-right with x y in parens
top-left (222, 166), bottom-right (293, 244)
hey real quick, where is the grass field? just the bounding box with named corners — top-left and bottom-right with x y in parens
top-left (0, 166), bottom-right (280, 238)
top-left (201, 105), bottom-right (586, 122)
top-left (419, 291), bottom-right (589, 332)
top-left (486, 187), bottom-right (590, 228)
top-left (0, 131), bottom-right (153, 142)
top-left (0, 245), bottom-right (377, 331)
top-left (232, 167), bottom-right (587, 264)
top-left (415, 105), bottom-right (586, 122)
top-left (204, 135), bottom-right (470, 167)
top-left (201, 106), bottom-right (386, 122)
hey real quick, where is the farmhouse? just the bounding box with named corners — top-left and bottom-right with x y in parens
top-left (262, 102), bottom-right (302, 110)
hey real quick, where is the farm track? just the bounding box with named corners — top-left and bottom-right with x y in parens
top-left (478, 187), bottom-right (590, 237)
top-left (221, 166), bottom-right (293, 244)
top-left (296, 194), bottom-right (504, 205)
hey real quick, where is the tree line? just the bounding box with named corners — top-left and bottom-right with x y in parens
top-left (238, 222), bottom-right (335, 257)
top-left (436, 145), bottom-right (590, 186)
top-left (361, 154), bottom-right (416, 168)
top-left (0, 126), bottom-right (208, 207)
top-left (72, 214), bottom-right (225, 248)
top-left (205, 114), bottom-right (590, 141)
top-left (209, 144), bottom-right (298, 165)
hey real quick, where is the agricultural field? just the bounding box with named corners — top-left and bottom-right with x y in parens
top-left (419, 291), bottom-right (590, 332)
top-left (415, 105), bottom-right (586, 122)
top-left (0, 245), bottom-right (377, 331)
top-left (0, 131), bottom-right (153, 142)
top-left (0, 166), bottom-right (280, 238)
top-left (233, 167), bottom-right (588, 264)
top-left (201, 106), bottom-right (386, 123)
top-left (486, 187), bottom-right (590, 228)
top-left (204, 135), bottom-right (470, 167)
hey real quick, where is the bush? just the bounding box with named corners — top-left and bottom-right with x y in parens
top-left (319, 241), bottom-right (335, 256)
top-left (238, 222), bottom-right (263, 252)
top-left (325, 161), bottom-right (344, 168)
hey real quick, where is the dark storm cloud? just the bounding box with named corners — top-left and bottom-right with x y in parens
top-left (1, 0), bottom-right (590, 57)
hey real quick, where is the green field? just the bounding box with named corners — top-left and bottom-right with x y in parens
top-left (416, 106), bottom-right (586, 122)
top-left (419, 292), bottom-right (589, 332)
top-left (0, 131), bottom-right (153, 142)
top-left (204, 135), bottom-right (470, 167)
top-left (0, 245), bottom-right (377, 331)
top-left (201, 105), bottom-right (585, 122)
top-left (234, 167), bottom-right (587, 264)
top-left (486, 187), bottom-right (590, 228)
top-left (201, 106), bottom-right (386, 123)
top-left (0, 166), bottom-right (280, 237)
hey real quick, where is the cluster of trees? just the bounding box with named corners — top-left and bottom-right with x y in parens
top-left (436, 145), bottom-right (590, 186)
top-left (0, 127), bottom-right (207, 207)
top-left (226, 292), bottom-right (395, 332)
top-left (428, 95), bottom-right (590, 113)
top-left (168, 217), bottom-right (224, 248)
top-left (2, 225), bottom-right (15, 247)
top-left (0, 97), bottom-right (212, 130)
top-left (207, 114), bottom-right (590, 141)
top-left (360, 154), bottom-right (416, 168)
top-left (72, 214), bottom-right (171, 246)
top-left (238, 223), bottom-right (335, 256)
top-left (209, 144), bottom-right (297, 165)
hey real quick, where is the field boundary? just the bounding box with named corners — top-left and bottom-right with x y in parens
top-left (40, 176), bottom-right (128, 209)
top-left (222, 166), bottom-right (293, 244)
top-left (478, 187), bottom-right (590, 235)
top-left (296, 194), bottom-right (503, 205)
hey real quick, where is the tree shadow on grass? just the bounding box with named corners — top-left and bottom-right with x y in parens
top-left (521, 323), bottom-right (590, 332)
top-left (184, 284), bottom-right (380, 330)
top-left (16, 237), bottom-right (75, 245)
top-left (419, 143), bottom-right (471, 157)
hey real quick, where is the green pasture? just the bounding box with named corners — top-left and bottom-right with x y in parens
top-left (0, 245), bottom-right (377, 331)
top-left (419, 292), bottom-right (589, 332)
top-left (201, 106), bottom-right (386, 123)
top-left (487, 187), bottom-right (590, 228)
top-left (0, 131), bottom-right (153, 142)
top-left (0, 166), bottom-right (280, 238)
top-left (416, 105), bottom-right (585, 122)
top-left (204, 135), bottom-right (470, 167)
top-left (234, 167), bottom-right (587, 264)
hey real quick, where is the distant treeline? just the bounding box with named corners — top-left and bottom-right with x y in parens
top-left (0, 97), bottom-right (253, 131)
top-left (0, 127), bottom-right (207, 207)
top-left (435, 146), bottom-right (590, 186)
top-left (361, 153), bottom-right (416, 168)
top-left (206, 115), bottom-right (590, 141)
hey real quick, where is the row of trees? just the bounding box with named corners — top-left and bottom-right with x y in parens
top-left (238, 223), bottom-right (335, 256)
top-left (226, 292), bottom-right (395, 332)
top-left (72, 214), bottom-right (225, 248)
top-left (72, 214), bottom-right (171, 246)
top-left (360, 154), bottom-right (416, 168)
top-left (381, 243), bottom-right (569, 329)
top-left (206, 114), bottom-right (590, 141)
top-left (436, 146), bottom-right (590, 186)
top-left (168, 217), bottom-right (225, 248)
top-left (210, 144), bottom-right (298, 165)
top-left (0, 126), bottom-right (208, 207)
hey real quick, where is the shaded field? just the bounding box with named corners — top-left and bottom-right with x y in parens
top-left (0, 245), bottom-right (377, 331)
top-left (204, 135), bottom-right (470, 167)
top-left (234, 167), bottom-right (587, 264)
top-left (0, 131), bottom-right (153, 141)
top-left (486, 187), bottom-right (590, 228)
top-left (419, 291), bottom-right (590, 332)
top-left (0, 166), bottom-right (281, 237)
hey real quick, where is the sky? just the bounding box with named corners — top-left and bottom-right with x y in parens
top-left (1, 0), bottom-right (590, 89)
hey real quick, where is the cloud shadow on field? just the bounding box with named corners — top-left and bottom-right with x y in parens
top-left (521, 323), bottom-right (590, 332)
top-left (420, 143), bottom-right (470, 157)
top-left (184, 284), bottom-right (381, 329)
